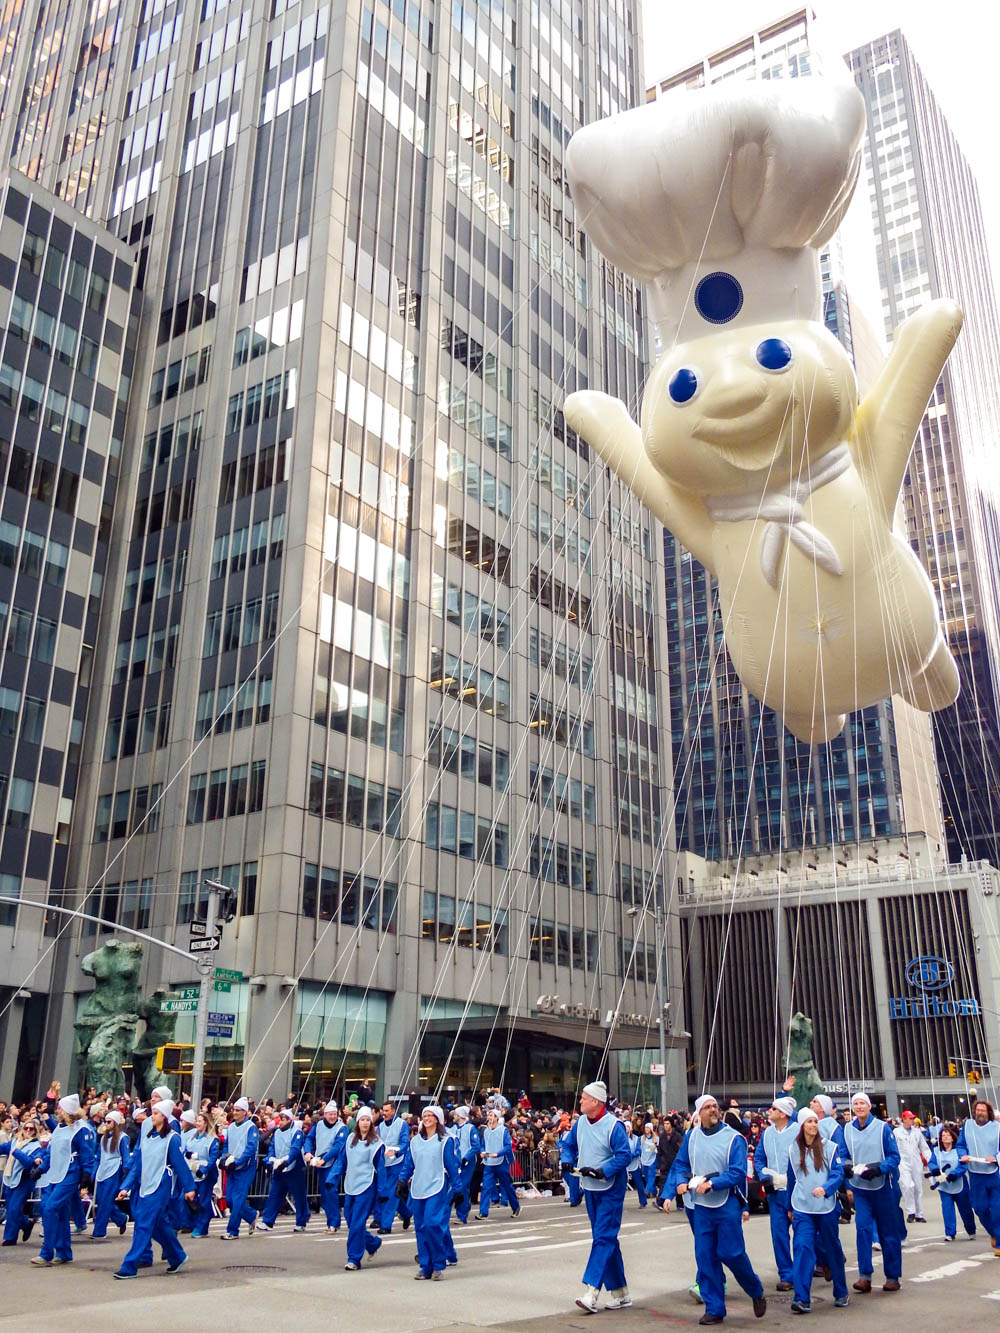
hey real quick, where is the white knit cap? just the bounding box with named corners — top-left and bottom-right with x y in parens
top-left (424, 1105), bottom-right (446, 1126)
top-left (58, 1094), bottom-right (80, 1116)
top-left (772, 1096), bottom-right (797, 1118)
top-left (156, 1099), bottom-right (176, 1121)
top-left (90, 1103), bottom-right (105, 1118)
top-left (278, 1107), bottom-right (294, 1120)
top-left (151, 1086), bottom-right (172, 1101)
top-left (851, 1092), bottom-right (872, 1109)
top-left (180, 1108), bottom-right (197, 1126)
top-left (582, 1081), bottom-right (608, 1103)
top-left (355, 1107), bottom-right (373, 1123)
top-left (324, 1101), bottom-right (338, 1115)
top-left (233, 1096), bottom-right (250, 1112)
top-left (797, 1107), bottom-right (819, 1125)
top-left (106, 1110), bottom-right (124, 1126)
top-left (694, 1094), bottom-right (717, 1114)
top-left (814, 1094), bottom-right (834, 1115)
top-left (454, 1105), bottom-right (470, 1120)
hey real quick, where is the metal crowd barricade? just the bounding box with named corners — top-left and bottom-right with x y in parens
top-left (244, 1159), bottom-right (325, 1209)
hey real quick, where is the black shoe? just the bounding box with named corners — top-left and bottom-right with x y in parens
top-left (753, 1295), bottom-right (767, 1318)
top-left (402, 1215), bottom-right (412, 1230)
top-left (698, 1318), bottom-right (724, 1327)
top-left (378, 1227), bottom-right (391, 1235)
top-left (776, 1281), bottom-right (794, 1291)
top-left (2, 1240), bottom-right (15, 1246)
top-left (915, 1216), bottom-right (927, 1223)
top-left (22, 1220), bottom-right (35, 1242)
top-left (906, 1214), bottom-right (915, 1222)
top-left (119, 1222), bottom-right (127, 1235)
top-left (791, 1301), bottom-right (811, 1314)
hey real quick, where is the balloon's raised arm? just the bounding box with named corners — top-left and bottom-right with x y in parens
top-left (564, 389), bottom-right (716, 572)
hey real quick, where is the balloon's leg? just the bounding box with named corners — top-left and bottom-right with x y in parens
top-left (897, 633), bottom-right (960, 711)
top-left (782, 711), bottom-right (847, 745)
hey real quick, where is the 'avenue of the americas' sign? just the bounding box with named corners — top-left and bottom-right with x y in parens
top-left (887, 954), bottom-right (981, 1020)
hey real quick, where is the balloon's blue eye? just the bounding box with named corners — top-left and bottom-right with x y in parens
top-left (669, 368), bottom-right (698, 404)
top-left (756, 338), bottom-right (792, 371)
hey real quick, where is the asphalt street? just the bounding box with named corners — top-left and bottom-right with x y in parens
top-left (1, 1197), bottom-right (999, 1331)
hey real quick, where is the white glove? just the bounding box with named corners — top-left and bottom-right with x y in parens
top-left (767, 1170), bottom-right (788, 1191)
top-left (272, 1156), bottom-right (287, 1171)
top-left (312, 1157), bottom-right (325, 1169)
top-left (225, 1155), bottom-right (235, 1168)
top-left (688, 1174), bottom-right (708, 1190)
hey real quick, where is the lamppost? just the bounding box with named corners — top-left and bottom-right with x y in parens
top-left (627, 901), bottom-right (669, 1112)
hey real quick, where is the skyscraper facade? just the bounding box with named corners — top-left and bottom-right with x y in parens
top-left (0, 0), bottom-right (684, 1107)
top-left (847, 29), bottom-right (1000, 867)
top-left (646, 8), bottom-right (944, 865)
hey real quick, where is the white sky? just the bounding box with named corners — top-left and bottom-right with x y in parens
top-left (642, 0), bottom-right (1000, 277)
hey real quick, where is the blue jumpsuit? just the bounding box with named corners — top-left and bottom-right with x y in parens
top-left (331, 1134), bottom-right (387, 1266)
top-left (399, 1131), bottom-right (462, 1276)
top-left (478, 1123), bottom-right (520, 1217)
top-left (377, 1113), bottom-right (412, 1230)
top-left (955, 1120), bottom-right (1000, 1246)
top-left (626, 1131), bottom-right (647, 1206)
top-left (661, 1152), bottom-right (704, 1292)
top-left (137, 1112), bottom-right (182, 1261)
top-left (221, 1117), bottom-right (260, 1237)
top-left (786, 1137), bottom-right (848, 1308)
top-left (673, 1123), bottom-right (765, 1321)
top-left (71, 1120), bottom-right (97, 1231)
top-left (181, 1128), bottom-right (220, 1236)
top-left (560, 1128), bottom-right (583, 1205)
top-left (843, 1114), bottom-right (904, 1280)
top-left (640, 1131), bottom-right (658, 1196)
top-left (927, 1146), bottom-right (977, 1238)
top-left (261, 1121), bottom-right (309, 1228)
top-left (304, 1117), bottom-right (348, 1229)
top-left (753, 1118), bottom-right (798, 1284)
top-left (36, 1119), bottom-right (98, 1262)
top-left (563, 1109), bottom-right (632, 1293)
top-left (1, 1141), bottom-right (43, 1244)
top-left (92, 1132), bottom-right (131, 1238)
top-left (116, 1130), bottom-right (196, 1277)
top-left (449, 1120), bottom-right (482, 1222)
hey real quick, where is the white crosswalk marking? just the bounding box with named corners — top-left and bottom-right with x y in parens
top-left (912, 1257), bottom-right (987, 1282)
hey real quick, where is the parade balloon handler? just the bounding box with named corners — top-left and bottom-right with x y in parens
top-left (475, 1107), bottom-right (521, 1220)
top-left (396, 1105), bottom-right (462, 1280)
top-left (786, 1107), bottom-right (849, 1314)
top-left (0, 1119), bottom-right (43, 1246)
top-left (449, 1105), bottom-right (482, 1224)
top-left (180, 1109), bottom-right (221, 1238)
top-left (956, 1100), bottom-right (1000, 1253)
top-left (30, 1093), bottom-right (97, 1267)
top-left (560, 1080), bottom-right (634, 1314)
top-left (256, 1106), bottom-right (309, 1232)
top-left (639, 1123), bottom-right (659, 1198)
top-left (330, 1106), bottom-right (387, 1270)
top-left (843, 1092), bottom-right (905, 1292)
top-left (660, 1111), bottom-right (709, 1305)
top-left (673, 1093), bottom-right (767, 1326)
top-left (91, 1108), bottom-right (130, 1240)
top-left (113, 1099), bottom-right (196, 1279)
top-left (376, 1099), bottom-right (412, 1233)
top-left (927, 1123), bottom-right (977, 1241)
top-left (220, 1096), bottom-right (259, 1239)
top-left (753, 1095), bottom-right (798, 1291)
top-left (303, 1101), bottom-right (348, 1233)
top-left (562, 78), bottom-right (962, 747)
top-left (625, 1118), bottom-right (648, 1207)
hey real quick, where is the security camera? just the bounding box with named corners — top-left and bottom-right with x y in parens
top-left (626, 907), bottom-right (638, 919)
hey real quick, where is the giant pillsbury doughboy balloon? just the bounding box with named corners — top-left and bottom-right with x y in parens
top-left (564, 81), bottom-right (961, 743)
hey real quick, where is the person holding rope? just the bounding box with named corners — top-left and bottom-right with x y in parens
top-left (753, 1095), bottom-right (798, 1292)
top-left (786, 1106), bottom-right (849, 1314)
top-left (397, 1105), bottom-right (462, 1280)
top-left (625, 1116), bottom-right (648, 1207)
top-left (449, 1104), bottom-right (481, 1223)
top-left (956, 1099), bottom-right (1000, 1254)
top-left (332, 1105), bottom-right (387, 1270)
top-left (257, 1106), bottom-right (309, 1233)
top-left (1, 1116), bottom-right (43, 1245)
top-left (927, 1122), bottom-right (977, 1242)
top-left (673, 1093), bottom-right (767, 1326)
top-left (843, 1091), bottom-right (904, 1293)
top-left (113, 1099), bottom-right (197, 1279)
top-left (181, 1108), bottom-right (221, 1238)
top-left (639, 1122), bottom-right (658, 1199)
top-left (30, 1093), bottom-right (97, 1267)
top-left (476, 1106), bottom-right (520, 1220)
top-left (561, 1079), bottom-right (633, 1314)
top-left (303, 1101), bottom-right (348, 1233)
top-left (220, 1096), bottom-right (259, 1240)
top-left (376, 1098), bottom-right (412, 1233)
top-left (91, 1108), bottom-right (130, 1240)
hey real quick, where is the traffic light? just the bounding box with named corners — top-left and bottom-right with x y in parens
top-left (968, 1070), bottom-right (981, 1085)
top-left (156, 1044), bottom-right (195, 1072)
top-left (948, 1061), bottom-right (958, 1077)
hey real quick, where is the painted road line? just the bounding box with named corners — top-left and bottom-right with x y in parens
top-left (488, 1239), bottom-right (593, 1255)
top-left (912, 1257), bottom-right (987, 1282)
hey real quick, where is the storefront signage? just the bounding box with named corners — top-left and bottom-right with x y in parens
top-left (888, 954), bottom-right (980, 1020)
top-left (823, 1080), bottom-right (875, 1095)
top-left (534, 995), bottom-right (652, 1030)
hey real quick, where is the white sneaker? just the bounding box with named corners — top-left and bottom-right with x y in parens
top-left (576, 1287), bottom-right (600, 1314)
top-left (255, 1221), bottom-right (272, 1232)
top-left (605, 1288), bottom-right (632, 1310)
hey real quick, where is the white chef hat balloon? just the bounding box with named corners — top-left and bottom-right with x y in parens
top-left (565, 79), bottom-right (866, 347)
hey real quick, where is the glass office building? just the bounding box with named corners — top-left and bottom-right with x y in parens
top-left (0, 0), bottom-right (686, 1106)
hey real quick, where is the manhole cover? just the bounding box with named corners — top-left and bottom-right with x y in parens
top-left (221, 1264), bottom-right (287, 1273)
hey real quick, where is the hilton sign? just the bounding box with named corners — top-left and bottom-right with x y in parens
top-left (887, 955), bottom-right (981, 1020)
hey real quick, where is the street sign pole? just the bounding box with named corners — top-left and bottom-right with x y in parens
top-left (190, 881), bottom-right (223, 1111)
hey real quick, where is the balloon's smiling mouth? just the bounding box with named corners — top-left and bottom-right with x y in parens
top-left (691, 402), bottom-right (789, 469)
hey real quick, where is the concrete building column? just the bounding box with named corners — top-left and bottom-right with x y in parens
top-left (379, 990), bottom-right (413, 1100)
top-left (0, 991), bottom-right (26, 1096)
top-left (242, 976), bottom-right (298, 1100)
top-left (865, 896), bottom-right (900, 1115)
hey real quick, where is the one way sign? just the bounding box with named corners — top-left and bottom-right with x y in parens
top-left (188, 936), bottom-right (220, 953)
top-left (190, 920), bottom-right (222, 938)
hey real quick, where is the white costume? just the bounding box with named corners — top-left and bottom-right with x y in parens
top-left (893, 1123), bottom-right (931, 1219)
